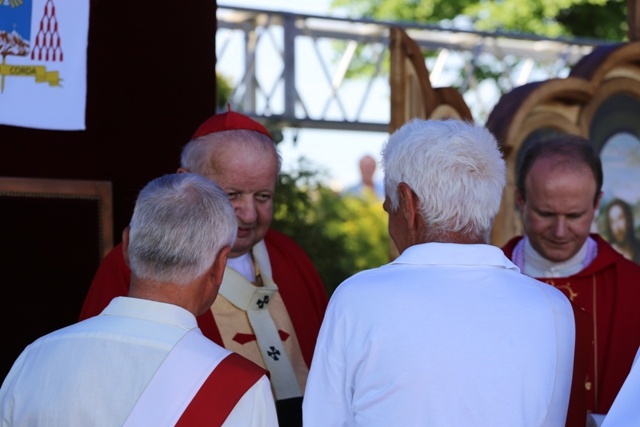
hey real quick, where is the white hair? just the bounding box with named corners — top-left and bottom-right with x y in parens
top-left (180, 130), bottom-right (282, 177)
top-left (382, 119), bottom-right (505, 242)
top-left (128, 173), bottom-right (237, 285)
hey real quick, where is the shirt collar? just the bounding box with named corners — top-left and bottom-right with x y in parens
top-left (101, 296), bottom-right (197, 330)
top-left (522, 236), bottom-right (596, 278)
top-left (392, 242), bottom-right (520, 272)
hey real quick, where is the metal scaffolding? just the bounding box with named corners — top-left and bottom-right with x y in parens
top-left (216, 5), bottom-right (610, 132)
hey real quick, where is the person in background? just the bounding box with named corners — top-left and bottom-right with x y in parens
top-left (79, 110), bottom-right (328, 427)
top-left (0, 173), bottom-right (277, 426)
top-left (303, 119), bottom-right (575, 426)
top-left (502, 134), bottom-right (640, 418)
top-left (343, 154), bottom-right (385, 199)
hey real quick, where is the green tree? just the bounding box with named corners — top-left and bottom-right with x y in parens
top-left (332, 0), bottom-right (627, 40)
top-left (331, 0), bottom-right (627, 115)
top-left (271, 157), bottom-right (389, 295)
top-left (216, 73), bottom-right (234, 110)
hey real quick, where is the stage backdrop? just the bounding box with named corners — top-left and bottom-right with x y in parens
top-left (0, 0), bottom-right (218, 383)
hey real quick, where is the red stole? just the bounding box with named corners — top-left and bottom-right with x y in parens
top-left (124, 328), bottom-right (267, 426)
top-left (176, 353), bottom-right (267, 426)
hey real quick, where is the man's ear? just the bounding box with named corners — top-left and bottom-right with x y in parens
top-left (176, 167), bottom-right (188, 174)
top-left (397, 182), bottom-right (419, 225)
top-left (594, 191), bottom-right (603, 210)
top-left (210, 246), bottom-right (231, 287)
top-left (121, 227), bottom-right (131, 268)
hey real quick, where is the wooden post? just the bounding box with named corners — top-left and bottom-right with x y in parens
top-left (629, 0), bottom-right (640, 41)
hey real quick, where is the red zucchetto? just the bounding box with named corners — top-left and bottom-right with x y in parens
top-left (191, 105), bottom-right (271, 140)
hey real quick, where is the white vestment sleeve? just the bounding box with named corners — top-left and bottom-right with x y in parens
top-left (222, 375), bottom-right (279, 427)
top-left (601, 346), bottom-right (640, 427)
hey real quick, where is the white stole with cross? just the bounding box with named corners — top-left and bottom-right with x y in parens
top-left (216, 240), bottom-right (303, 400)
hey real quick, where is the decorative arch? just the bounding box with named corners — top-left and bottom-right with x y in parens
top-left (389, 27), bottom-right (473, 134)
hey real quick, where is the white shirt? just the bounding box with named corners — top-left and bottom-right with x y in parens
top-left (0, 297), bottom-right (277, 427)
top-left (303, 243), bottom-right (575, 427)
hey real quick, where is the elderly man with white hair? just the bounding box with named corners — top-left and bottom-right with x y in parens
top-left (303, 119), bottom-right (575, 427)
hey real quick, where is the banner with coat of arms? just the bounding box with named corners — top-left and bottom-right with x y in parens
top-left (0, 0), bottom-right (89, 130)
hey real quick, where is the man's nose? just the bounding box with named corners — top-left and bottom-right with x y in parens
top-left (234, 197), bottom-right (258, 224)
top-left (552, 216), bottom-right (567, 237)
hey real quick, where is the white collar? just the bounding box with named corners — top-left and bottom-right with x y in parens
top-left (226, 252), bottom-right (255, 282)
top-left (219, 239), bottom-right (277, 310)
top-left (101, 296), bottom-right (197, 330)
top-left (393, 242), bottom-right (520, 272)
top-left (522, 236), bottom-right (595, 278)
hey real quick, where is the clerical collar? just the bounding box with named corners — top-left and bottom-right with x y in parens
top-left (226, 252), bottom-right (256, 282)
top-left (514, 236), bottom-right (597, 278)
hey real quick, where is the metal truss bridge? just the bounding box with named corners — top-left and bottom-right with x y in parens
top-left (216, 5), bottom-right (610, 133)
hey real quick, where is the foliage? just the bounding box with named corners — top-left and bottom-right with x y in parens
top-left (332, 0), bottom-right (627, 40)
top-left (556, 0), bottom-right (628, 40)
top-left (216, 73), bottom-right (234, 110)
top-left (331, 0), bottom-right (627, 98)
top-left (271, 157), bottom-right (390, 295)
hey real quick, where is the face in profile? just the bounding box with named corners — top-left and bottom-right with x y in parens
top-left (208, 141), bottom-right (279, 258)
top-left (518, 157), bottom-right (601, 263)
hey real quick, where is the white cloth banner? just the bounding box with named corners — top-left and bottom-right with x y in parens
top-left (0, 0), bottom-right (89, 130)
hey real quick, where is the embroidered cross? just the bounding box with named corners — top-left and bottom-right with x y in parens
top-left (256, 295), bottom-right (270, 309)
top-left (546, 280), bottom-right (578, 301)
top-left (267, 346), bottom-right (281, 361)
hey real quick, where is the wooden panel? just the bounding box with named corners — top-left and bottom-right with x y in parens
top-left (389, 27), bottom-right (472, 134)
top-left (0, 177), bottom-right (113, 382)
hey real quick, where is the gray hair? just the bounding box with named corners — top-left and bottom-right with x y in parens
top-left (382, 119), bottom-right (506, 242)
top-left (128, 173), bottom-right (237, 285)
top-left (180, 130), bottom-right (282, 177)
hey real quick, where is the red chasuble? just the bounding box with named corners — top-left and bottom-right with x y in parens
top-left (79, 228), bottom-right (328, 369)
top-left (503, 234), bottom-right (640, 415)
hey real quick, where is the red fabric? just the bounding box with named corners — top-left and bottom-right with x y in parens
top-left (568, 303), bottom-right (591, 427)
top-left (79, 228), bottom-right (328, 368)
top-left (503, 234), bottom-right (640, 415)
top-left (175, 353), bottom-right (267, 427)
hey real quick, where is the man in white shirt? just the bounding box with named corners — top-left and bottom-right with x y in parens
top-left (0, 173), bottom-right (278, 426)
top-left (303, 119), bottom-right (576, 427)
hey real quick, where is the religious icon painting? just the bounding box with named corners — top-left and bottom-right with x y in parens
top-left (592, 95), bottom-right (640, 265)
top-left (0, 0), bottom-right (89, 130)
